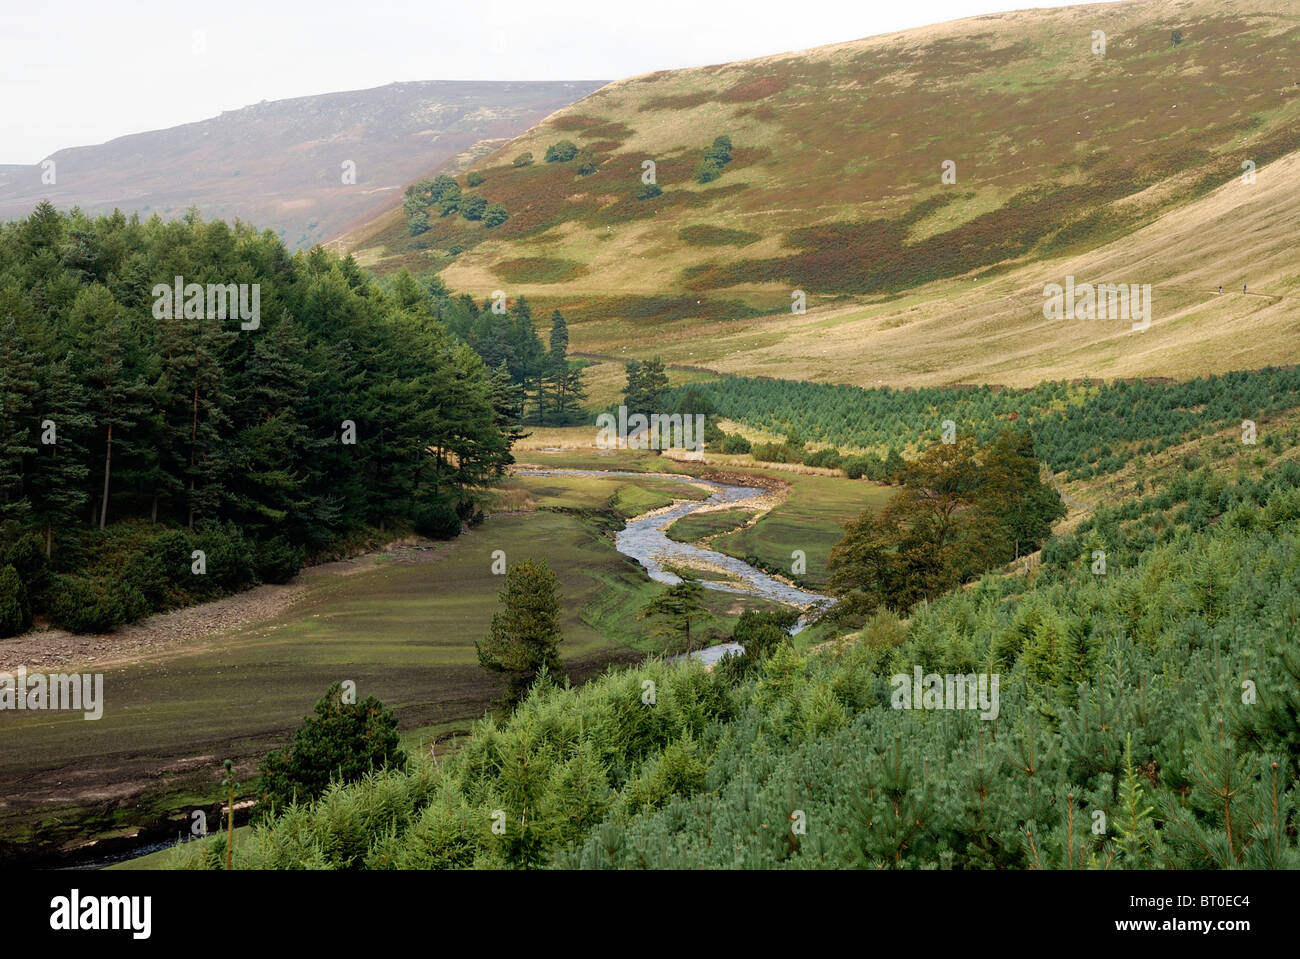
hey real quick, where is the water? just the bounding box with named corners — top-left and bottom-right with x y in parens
top-left (516, 469), bottom-right (835, 661)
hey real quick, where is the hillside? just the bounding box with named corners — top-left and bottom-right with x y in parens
top-left (344, 0), bottom-right (1299, 388)
top-left (0, 80), bottom-right (605, 250)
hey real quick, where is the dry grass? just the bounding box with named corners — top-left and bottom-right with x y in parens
top-left (342, 0), bottom-right (1299, 392)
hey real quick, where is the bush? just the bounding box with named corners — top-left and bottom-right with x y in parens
top-left (466, 171), bottom-right (485, 187)
top-left (576, 150), bottom-right (599, 175)
top-left (0, 531), bottom-right (49, 601)
top-left (803, 447), bottom-right (842, 469)
top-left (719, 432), bottom-right (751, 454)
top-left (637, 182), bottom-right (662, 200)
top-left (842, 453), bottom-right (885, 480)
top-left (483, 204), bottom-right (509, 228)
top-left (733, 607), bottom-right (796, 659)
top-left (695, 160), bottom-right (722, 184)
top-left (50, 573), bottom-right (137, 633)
top-left (119, 548), bottom-right (167, 608)
top-left (195, 525), bottom-right (256, 592)
top-left (414, 502), bottom-right (462, 539)
top-left (751, 441), bottom-right (800, 464)
top-left (695, 135), bottom-right (732, 184)
top-left (459, 194), bottom-right (488, 221)
top-left (544, 140), bottom-right (579, 163)
top-left (0, 564), bottom-right (31, 637)
top-left (255, 537), bottom-right (305, 584)
top-left (255, 682), bottom-right (407, 818)
top-left (512, 152), bottom-right (533, 167)
top-left (407, 212), bottom-right (429, 236)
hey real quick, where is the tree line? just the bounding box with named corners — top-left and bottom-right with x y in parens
top-left (0, 202), bottom-right (518, 635)
top-left (432, 290), bottom-right (588, 426)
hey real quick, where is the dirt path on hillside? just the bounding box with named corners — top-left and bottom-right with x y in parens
top-left (0, 541), bottom-right (446, 674)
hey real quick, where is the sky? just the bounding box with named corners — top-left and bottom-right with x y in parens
top-left (0, 0), bottom-right (1120, 164)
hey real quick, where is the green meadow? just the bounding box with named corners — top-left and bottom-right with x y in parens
top-left (705, 470), bottom-right (894, 588)
top-left (0, 459), bottom-right (804, 854)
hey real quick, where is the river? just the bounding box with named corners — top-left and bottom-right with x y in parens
top-left (515, 469), bottom-right (835, 662)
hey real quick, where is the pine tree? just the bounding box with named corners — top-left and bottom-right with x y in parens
top-left (29, 355), bottom-right (92, 557)
top-left (640, 576), bottom-right (707, 657)
top-left (476, 560), bottom-right (565, 710)
top-left (183, 309), bottom-right (235, 527)
top-left (77, 289), bottom-right (150, 529)
top-left (0, 318), bottom-right (38, 524)
top-left (488, 362), bottom-right (528, 463)
top-left (540, 310), bottom-right (585, 425)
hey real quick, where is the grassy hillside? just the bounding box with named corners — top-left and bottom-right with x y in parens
top-left (344, 0), bottom-right (1299, 388)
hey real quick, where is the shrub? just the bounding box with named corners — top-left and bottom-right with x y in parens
top-left (512, 152), bottom-right (533, 167)
top-left (802, 447), bottom-right (842, 469)
top-left (751, 441), bottom-right (800, 464)
top-left (842, 453), bottom-right (885, 479)
top-left (50, 573), bottom-right (137, 633)
top-left (255, 682), bottom-right (407, 818)
top-left (466, 171), bottom-right (485, 187)
top-left (732, 607), bottom-right (796, 659)
top-left (695, 160), bottom-right (722, 184)
top-left (544, 140), bottom-right (579, 163)
top-left (695, 135), bottom-right (732, 184)
top-left (719, 432), bottom-right (751, 455)
top-left (576, 150), bottom-right (599, 175)
top-left (255, 537), bottom-right (305, 584)
top-left (483, 203), bottom-right (509, 228)
top-left (195, 525), bottom-right (256, 592)
top-left (637, 182), bottom-right (662, 200)
top-left (119, 548), bottom-right (167, 608)
top-left (459, 194), bottom-right (488, 221)
top-left (0, 564), bottom-right (31, 637)
top-left (0, 531), bottom-right (48, 601)
top-left (407, 212), bottom-right (429, 236)
top-left (414, 502), bottom-right (462, 539)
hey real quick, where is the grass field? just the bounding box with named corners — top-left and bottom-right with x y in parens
top-left (0, 461), bottom-right (783, 856)
top-left (707, 469), bottom-right (894, 587)
top-left (665, 506), bottom-right (758, 543)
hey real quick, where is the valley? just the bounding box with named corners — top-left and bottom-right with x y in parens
top-left (2, 0), bottom-right (1298, 880)
top-left (1, 443), bottom-right (871, 863)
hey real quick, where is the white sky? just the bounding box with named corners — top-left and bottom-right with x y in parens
top-left (0, 0), bottom-right (1120, 164)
